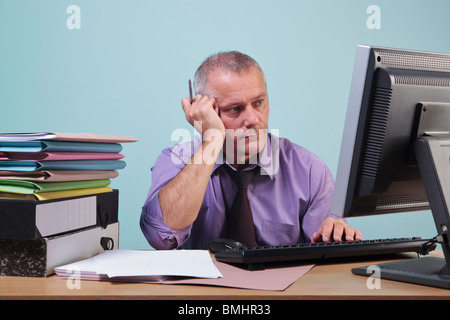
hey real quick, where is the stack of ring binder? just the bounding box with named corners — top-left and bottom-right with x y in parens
top-left (0, 132), bottom-right (137, 277)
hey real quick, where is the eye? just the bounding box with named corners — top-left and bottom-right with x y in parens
top-left (226, 106), bottom-right (242, 115)
top-left (254, 99), bottom-right (263, 107)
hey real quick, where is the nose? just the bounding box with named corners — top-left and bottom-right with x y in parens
top-left (242, 105), bottom-right (259, 128)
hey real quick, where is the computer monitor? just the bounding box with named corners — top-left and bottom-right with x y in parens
top-left (331, 45), bottom-right (450, 288)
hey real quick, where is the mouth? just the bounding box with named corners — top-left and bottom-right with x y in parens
top-left (231, 129), bottom-right (267, 152)
top-left (223, 129), bottom-right (268, 164)
top-left (232, 127), bottom-right (265, 139)
top-left (242, 132), bottom-right (258, 144)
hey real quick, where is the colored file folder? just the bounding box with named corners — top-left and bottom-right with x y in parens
top-left (0, 170), bottom-right (119, 182)
top-left (0, 187), bottom-right (113, 200)
top-left (0, 152), bottom-right (124, 161)
top-left (0, 160), bottom-right (126, 171)
top-left (0, 141), bottom-right (123, 153)
top-left (0, 132), bottom-right (138, 143)
top-left (0, 179), bottom-right (111, 194)
top-left (0, 132), bottom-right (134, 201)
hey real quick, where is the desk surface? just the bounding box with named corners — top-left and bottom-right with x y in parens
top-left (1, 251), bottom-right (450, 300)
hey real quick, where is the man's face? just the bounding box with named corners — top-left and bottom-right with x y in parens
top-left (206, 66), bottom-right (269, 165)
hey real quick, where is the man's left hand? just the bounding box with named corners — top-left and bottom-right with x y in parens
top-left (311, 217), bottom-right (363, 243)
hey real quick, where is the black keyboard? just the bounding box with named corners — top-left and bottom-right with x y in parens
top-left (214, 237), bottom-right (436, 270)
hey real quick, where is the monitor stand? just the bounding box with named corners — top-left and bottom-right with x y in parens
top-left (353, 103), bottom-right (450, 289)
top-left (352, 254), bottom-right (450, 289)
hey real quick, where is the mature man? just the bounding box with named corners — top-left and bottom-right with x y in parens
top-left (140, 51), bottom-right (362, 249)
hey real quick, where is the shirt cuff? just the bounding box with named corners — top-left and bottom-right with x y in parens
top-left (140, 192), bottom-right (192, 250)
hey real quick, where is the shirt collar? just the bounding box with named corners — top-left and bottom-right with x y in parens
top-left (212, 132), bottom-right (277, 180)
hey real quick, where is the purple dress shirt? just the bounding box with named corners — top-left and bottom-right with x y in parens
top-left (140, 133), bottom-right (336, 250)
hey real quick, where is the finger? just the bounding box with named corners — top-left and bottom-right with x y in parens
top-left (311, 231), bottom-right (322, 244)
top-left (341, 224), bottom-right (363, 241)
top-left (181, 97), bottom-right (192, 113)
top-left (182, 94), bottom-right (207, 110)
top-left (182, 94), bottom-right (211, 121)
top-left (344, 225), bottom-right (356, 241)
top-left (193, 96), bottom-right (216, 122)
top-left (332, 220), bottom-right (346, 242)
top-left (181, 98), bottom-right (194, 126)
top-left (340, 224), bottom-right (363, 241)
top-left (320, 218), bottom-right (335, 242)
top-left (199, 94), bottom-right (216, 107)
top-left (214, 102), bottom-right (221, 117)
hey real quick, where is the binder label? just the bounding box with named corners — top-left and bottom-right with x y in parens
top-left (36, 196), bottom-right (97, 237)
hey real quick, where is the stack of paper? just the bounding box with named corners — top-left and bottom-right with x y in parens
top-left (55, 249), bottom-right (316, 291)
top-left (0, 132), bottom-right (137, 200)
top-left (55, 249), bottom-right (223, 282)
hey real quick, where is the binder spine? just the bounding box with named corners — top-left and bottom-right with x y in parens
top-left (0, 201), bottom-right (37, 239)
top-left (0, 222), bottom-right (119, 277)
top-left (0, 238), bottom-right (47, 277)
top-left (0, 190), bottom-right (119, 239)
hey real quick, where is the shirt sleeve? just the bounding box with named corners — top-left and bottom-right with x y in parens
top-left (300, 158), bottom-right (340, 242)
top-left (140, 140), bottom-right (198, 250)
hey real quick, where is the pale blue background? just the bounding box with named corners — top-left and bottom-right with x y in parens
top-left (1, 0), bottom-right (449, 249)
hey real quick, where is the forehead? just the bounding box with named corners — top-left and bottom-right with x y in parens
top-left (207, 67), bottom-right (267, 103)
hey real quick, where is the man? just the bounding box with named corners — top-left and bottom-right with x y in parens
top-left (140, 51), bottom-right (362, 250)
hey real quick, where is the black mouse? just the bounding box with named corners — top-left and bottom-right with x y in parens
top-left (208, 238), bottom-right (247, 253)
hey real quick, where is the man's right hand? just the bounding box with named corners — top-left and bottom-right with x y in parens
top-left (160, 95), bottom-right (226, 231)
top-left (181, 94), bottom-right (226, 140)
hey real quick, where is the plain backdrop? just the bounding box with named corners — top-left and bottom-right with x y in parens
top-left (1, 0), bottom-right (449, 249)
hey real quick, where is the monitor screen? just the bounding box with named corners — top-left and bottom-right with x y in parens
top-left (331, 45), bottom-right (450, 288)
top-left (332, 45), bottom-right (450, 218)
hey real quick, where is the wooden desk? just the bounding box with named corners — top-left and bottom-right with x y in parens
top-left (1, 251), bottom-right (450, 300)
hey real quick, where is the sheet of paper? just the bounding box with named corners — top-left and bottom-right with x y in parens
top-left (93, 249), bottom-right (222, 279)
top-left (55, 249), bottom-right (223, 280)
top-left (55, 249), bottom-right (314, 291)
top-left (164, 259), bottom-right (315, 291)
top-left (55, 256), bottom-right (105, 280)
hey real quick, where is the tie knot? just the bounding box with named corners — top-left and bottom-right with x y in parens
top-left (225, 165), bottom-right (256, 189)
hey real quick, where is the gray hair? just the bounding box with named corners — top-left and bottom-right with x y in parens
top-left (193, 51), bottom-right (265, 96)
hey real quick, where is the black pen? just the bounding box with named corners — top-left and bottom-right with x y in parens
top-left (189, 79), bottom-right (193, 103)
